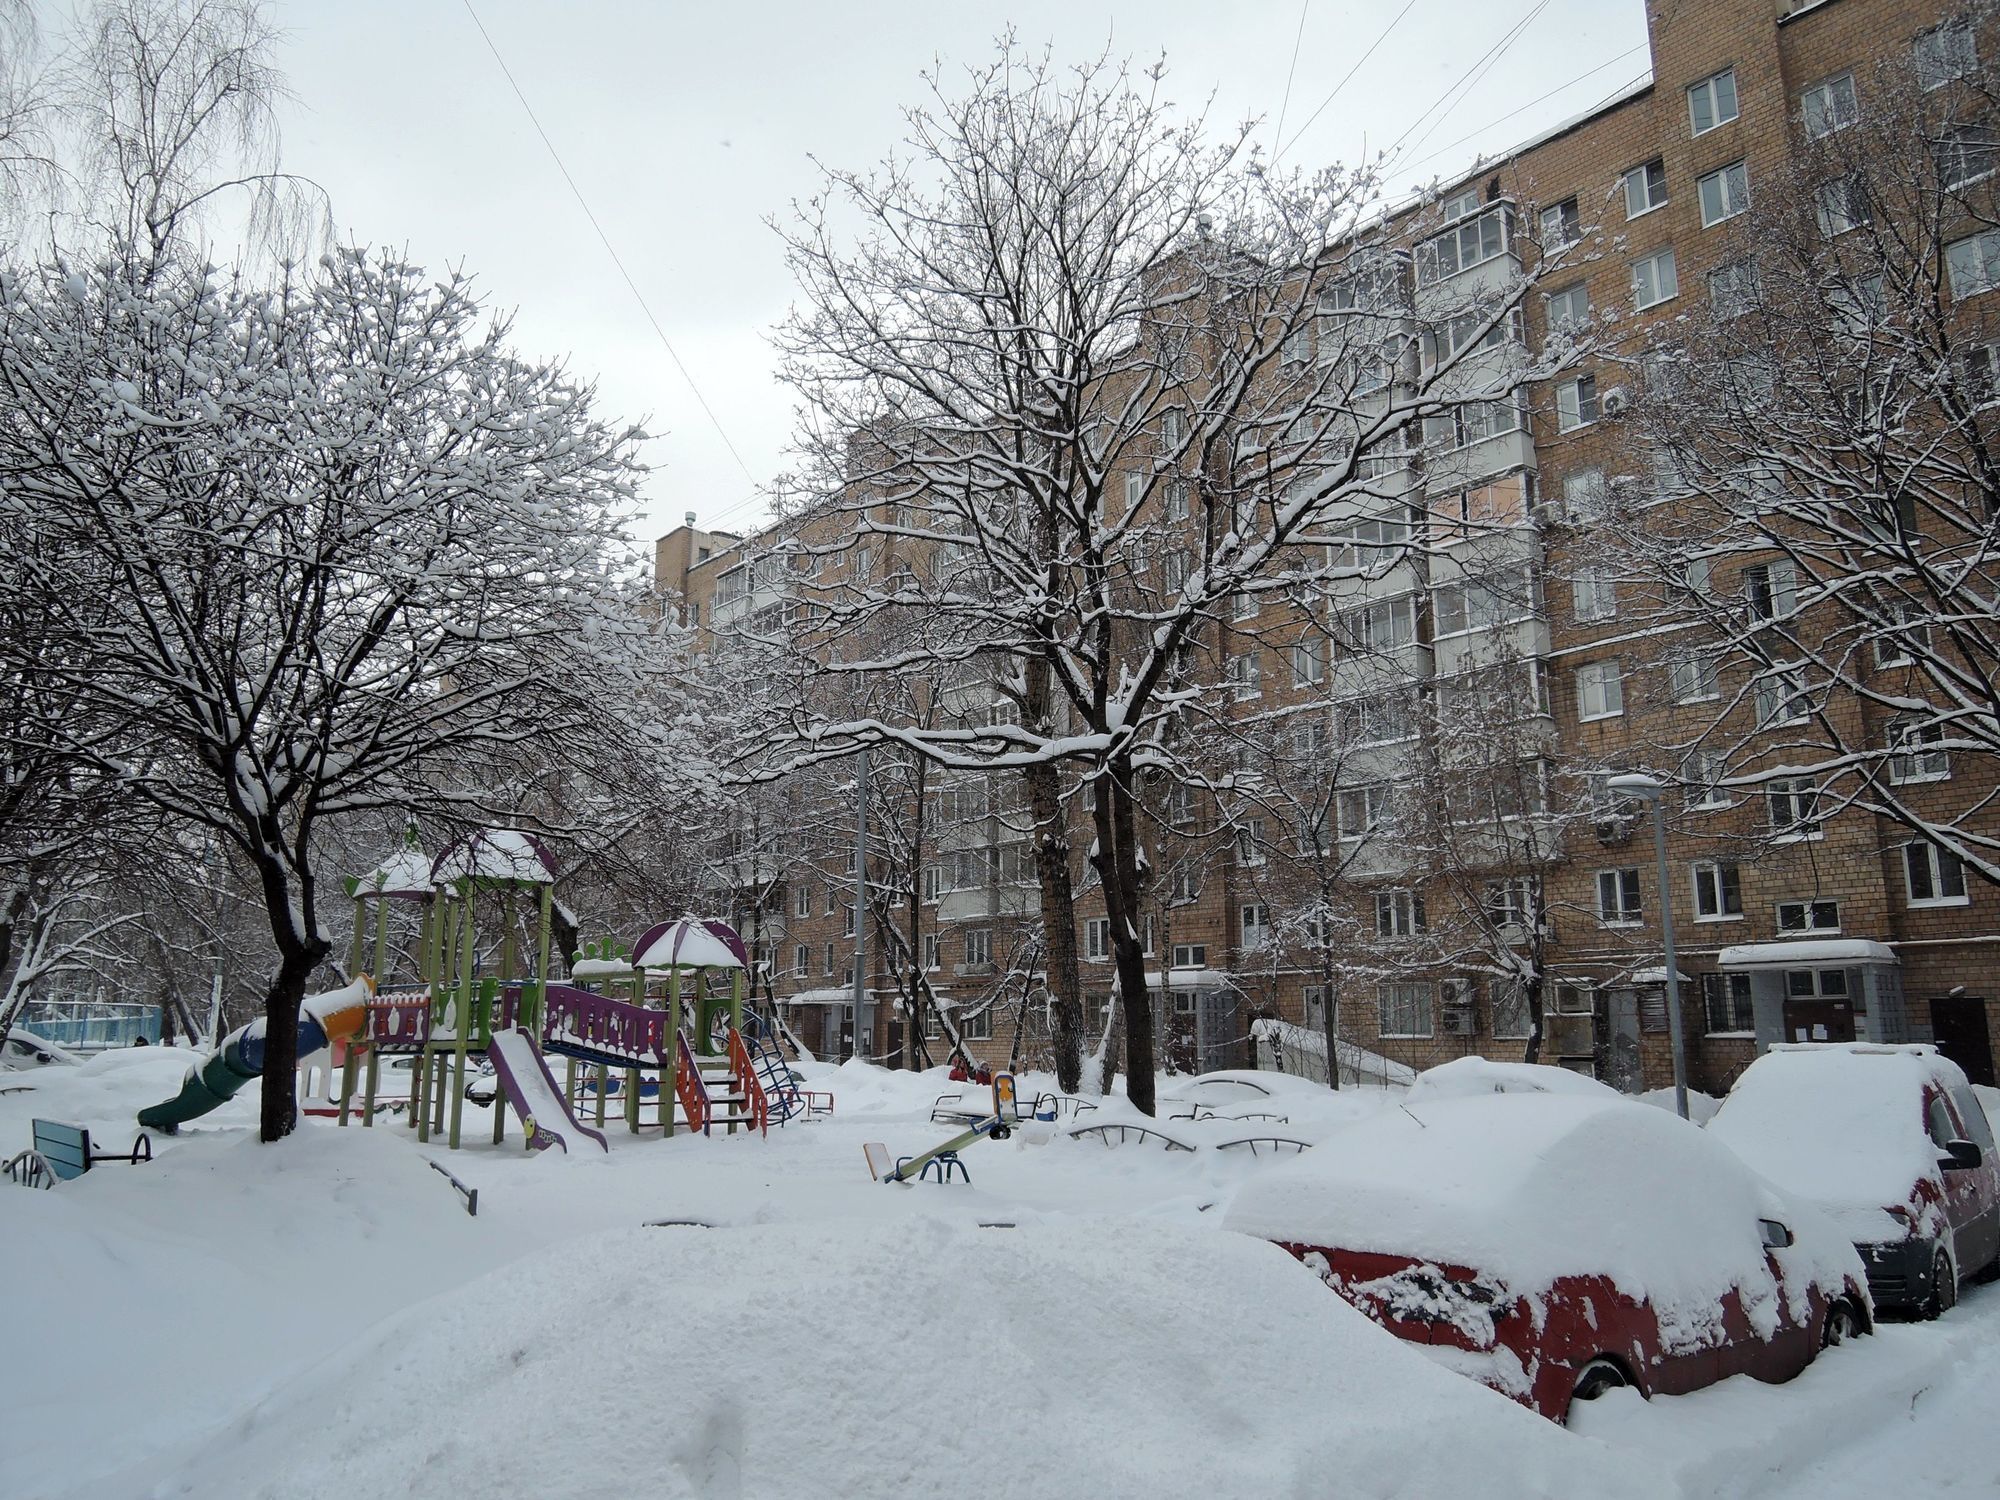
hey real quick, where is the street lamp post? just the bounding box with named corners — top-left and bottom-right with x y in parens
top-left (1606, 772), bottom-right (1689, 1121)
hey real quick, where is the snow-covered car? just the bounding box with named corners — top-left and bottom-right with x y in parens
top-left (1224, 1093), bottom-right (1869, 1424)
top-left (1404, 1056), bottom-right (1619, 1105)
top-left (1, 1031), bottom-right (81, 1070)
top-left (1709, 1043), bottom-right (2000, 1318)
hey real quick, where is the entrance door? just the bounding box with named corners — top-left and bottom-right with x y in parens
top-left (1931, 996), bottom-right (1996, 1087)
top-left (1781, 998), bottom-right (1856, 1044)
top-left (1601, 988), bottom-right (1643, 1094)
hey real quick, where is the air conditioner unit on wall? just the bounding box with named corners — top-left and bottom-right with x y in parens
top-left (1442, 1005), bottom-right (1478, 1036)
top-left (1594, 815), bottom-right (1635, 845)
top-left (1601, 385), bottom-right (1632, 417)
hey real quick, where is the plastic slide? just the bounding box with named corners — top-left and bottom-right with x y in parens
top-left (486, 1026), bottom-right (608, 1154)
top-left (138, 978), bottom-right (373, 1132)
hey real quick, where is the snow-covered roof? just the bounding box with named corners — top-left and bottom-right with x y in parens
top-left (349, 846), bottom-right (432, 899)
top-left (1627, 966), bottom-right (1693, 984)
top-left (632, 917), bottom-right (747, 971)
top-left (1144, 966), bottom-right (1233, 991)
top-left (783, 987), bottom-right (864, 1005)
top-left (568, 957), bottom-right (635, 981)
top-left (430, 829), bottom-right (557, 887)
top-left (1715, 939), bottom-right (1897, 968)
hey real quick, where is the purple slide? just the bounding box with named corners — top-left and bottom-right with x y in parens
top-left (486, 1026), bottom-right (608, 1154)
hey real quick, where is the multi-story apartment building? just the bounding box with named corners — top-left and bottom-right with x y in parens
top-left (662, 0), bottom-right (2000, 1095)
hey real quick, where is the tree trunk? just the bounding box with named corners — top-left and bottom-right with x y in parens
top-left (1024, 757), bottom-right (1083, 1093)
top-left (1318, 960), bottom-right (1343, 1091)
top-left (1093, 757), bottom-right (1155, 1115)
top-left (1521, 970), bottom-right (1546, 1065)
top-left (250, 848), bottom-right (331, 1143)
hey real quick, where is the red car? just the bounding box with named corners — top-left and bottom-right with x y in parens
top-left (1709, 1043), bottom-right (2000, 1318)
top-left (1224, 1090), bottom-right (1870, 1423)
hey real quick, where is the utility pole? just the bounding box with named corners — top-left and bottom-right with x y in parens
top-left (851, 745), bottom-right (869, 1062)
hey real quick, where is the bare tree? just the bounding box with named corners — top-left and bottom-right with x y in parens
top-left (772, 44), bottom-right (1579, 1113)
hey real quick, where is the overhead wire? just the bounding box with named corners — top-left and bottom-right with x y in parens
top-left (1275, 0), bottom-right (1420, 163)
top-left (1271, 1), bottom-right (1312, 156)
top-left (1392, 44), bottom-right (1650, 180)
top-left (459, 0), bottom-right (761, 490)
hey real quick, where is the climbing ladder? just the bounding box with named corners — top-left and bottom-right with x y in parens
top-left (738, 1013), bottom-right (806, 1123)
top-left (674, 1029), bottom-right (763, 1136)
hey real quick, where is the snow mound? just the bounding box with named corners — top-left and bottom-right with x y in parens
top-left (1638, 1084), bottom-right (1722, 1125)
top-left (152, 1219), bottom-right (1668, 1500)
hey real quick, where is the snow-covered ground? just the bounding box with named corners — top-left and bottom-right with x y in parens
top-left (2, 1049), bottom-right (1995, 1499)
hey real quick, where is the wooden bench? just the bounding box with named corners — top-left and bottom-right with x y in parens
top-left (27, 1119), bottom-right (154, 1181)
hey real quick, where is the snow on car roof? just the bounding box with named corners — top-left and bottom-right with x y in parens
top-left (1709, 1043), bottom-right (1964, 1220)
top-left (1224, 1094), bottom-right (1848, 1348)
top-left (1405, 1057), bottom-right (1619, 1105)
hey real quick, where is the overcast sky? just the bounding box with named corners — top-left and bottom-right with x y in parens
top-left (268, 0), bottom-right (1651, 547)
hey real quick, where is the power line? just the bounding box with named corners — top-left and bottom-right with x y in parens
top-left (1276, 0), bottom-right (1420, 163)
top-left (459, 0), bottom-right (760, 489)
top-left (1393, 44), bottom-right (1649, 179)
top-left (1384, 0), bottom-right (1552, 163)
top-left (1271, 1), bottom-right (1312, 156)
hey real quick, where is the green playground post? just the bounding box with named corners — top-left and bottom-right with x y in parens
top-left (664, 967), bottom-right (681, 1139)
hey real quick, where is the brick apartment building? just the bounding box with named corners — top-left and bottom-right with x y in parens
top-left (660, 0), bottom-right (2000, 1094)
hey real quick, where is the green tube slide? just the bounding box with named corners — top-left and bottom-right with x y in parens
top-left (137, 1011), bottom-right (331, 1133)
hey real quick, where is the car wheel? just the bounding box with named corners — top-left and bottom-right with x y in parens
top-left (1921, 1248), bottom-right (1958, 1321)
top-left (1565, 1358), bottom-right (1630, 1422)
top-left (1821, 1299), bottom-right (1863, 1348)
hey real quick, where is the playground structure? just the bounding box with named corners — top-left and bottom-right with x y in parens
top-left (137, 978), bottom-right (372, 1133)
top-left (866, 1072), bottom-right (1021, 1185)
top-left (129, 826), bottom-right (828, 1151)
top-left (332, 829), bottom-right (824, 1151)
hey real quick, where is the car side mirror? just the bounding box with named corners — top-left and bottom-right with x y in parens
top-left (1942, 1139), bottom-right (1984, 1172)
top-left (1758, 1218), bottom-right (1795, 1250)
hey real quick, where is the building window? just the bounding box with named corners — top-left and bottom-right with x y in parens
top-left (1240, 902), bottom-right (1271, 950)
top-left (1556, 373), bottom-right (1599, 431)
top-left (1291, 636), bottom-right (1327, 685)
top-left (1142, 915), bottom-right (1156, 956)
top-left (1817, 176), bottom-right (1872, 238)
top-left (1561, 467), bottom-right (1609, 520)
top-left (795, 886), bottom-right (813, 919)
top-left (1237, 817), bottom-right (1267, 867)
top-left (1172, 942), bottom-right (1207, 969)
top-left (1338, 595), bottom-right (1418, 653)
top-left (1545, 281), bottom-right (1590, 333)
top-left (1490, 980), bottom-right (1533, 1040)
top-left (1539, 197), bottom-right (1581, 250)
top-left (1947, 229), bottom-right (2000, 299)
top-left (1085, 917), bottom-right (1111, 961)
top-left (1703, 972), bottom-right (1756, 1034)
top-left (922, 864), bottom-right (944, 904)
top-left (1337, 784), bottom-right (1388, 843)
top-left (1803, 72), bottom-right (1858, 137)
top-left (1698, 161), bottom-right (1750, 226)
top-left (1226, 649), bottom-right (1262, 699)
top-left (1915, 18), bottom-right (1978, 90)
top-left (1889, 718), bottom-right (1951, 782)
top-left (1572, 569), bottom-right (1617, 623)
top-left (1485, 877), bottom-right (1539, 934)
top-left (1163, 479), bottom-right (1191, 523)
top-left (1374, 889), bottom-right (1427, 940)
top-left (1766, 778), bottom-right (1821, 840)
top-left (1575, 660), bottom-right (1625, 721)
top-left (1682, 750), bottom-right (1728, 810)
top-left (1433, 567), bottom-right (1533, 637)
top-left (1708, 259), bottom-right (1761, 319)
top-left (1692, 861), bottom-right (1744, 921)
top-left (1754, 664), bottom-right (1810, 728)
top-left (1787, 967), bottom-right (1849, 1000)
top-left (1904, 842), bottom-right (1969, 906)
top-left (1161, 547), bottom-right (1190, 591)
top-left (1668, 650), bottom-right (1719, 703)
top-left (1937, 125), bottom-right (1999, 189)
top-left (1417, 205), bottom-right (1512, 284)
top-left (1159, 407), bottom-right (1186, 454)
top-left (1743, 559), bottom-right (1798, 619)
top-left (1597, 868), bottom-right (1643, 926)
top-left (1378, 982), bottom-right (1435, 1039)
top-left (1687, 68), bottom-right (1739, 135)
top-left (922, 932), bottom-right (941, 972)
top-left (1170, 867), bottom-right (1199, 904)
top-left (1873, 604), bottom-right (1930, 668)
top-left (960, 1004), bottom-right (994, 1042)
top-left (842, 904), bottom-right (856, 937)
top-left (1777, 899), bottom-right (1840, 933)
top-left (1623, 158), bottom-right (1668, 218)
top-left (793, 943), bottom-right (811, 975)
top-left (824, 942), bottom-right (836, 976)
top-left (965, 928), bottom-right (993, 967)
top-left (1631, 247), bottom-right (1679, 309)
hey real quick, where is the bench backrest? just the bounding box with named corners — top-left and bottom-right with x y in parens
top-left (31, 1119), bottom-right (91, 1181)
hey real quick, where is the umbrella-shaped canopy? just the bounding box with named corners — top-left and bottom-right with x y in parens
top-left (631, 917), bottom-right (747, 971)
